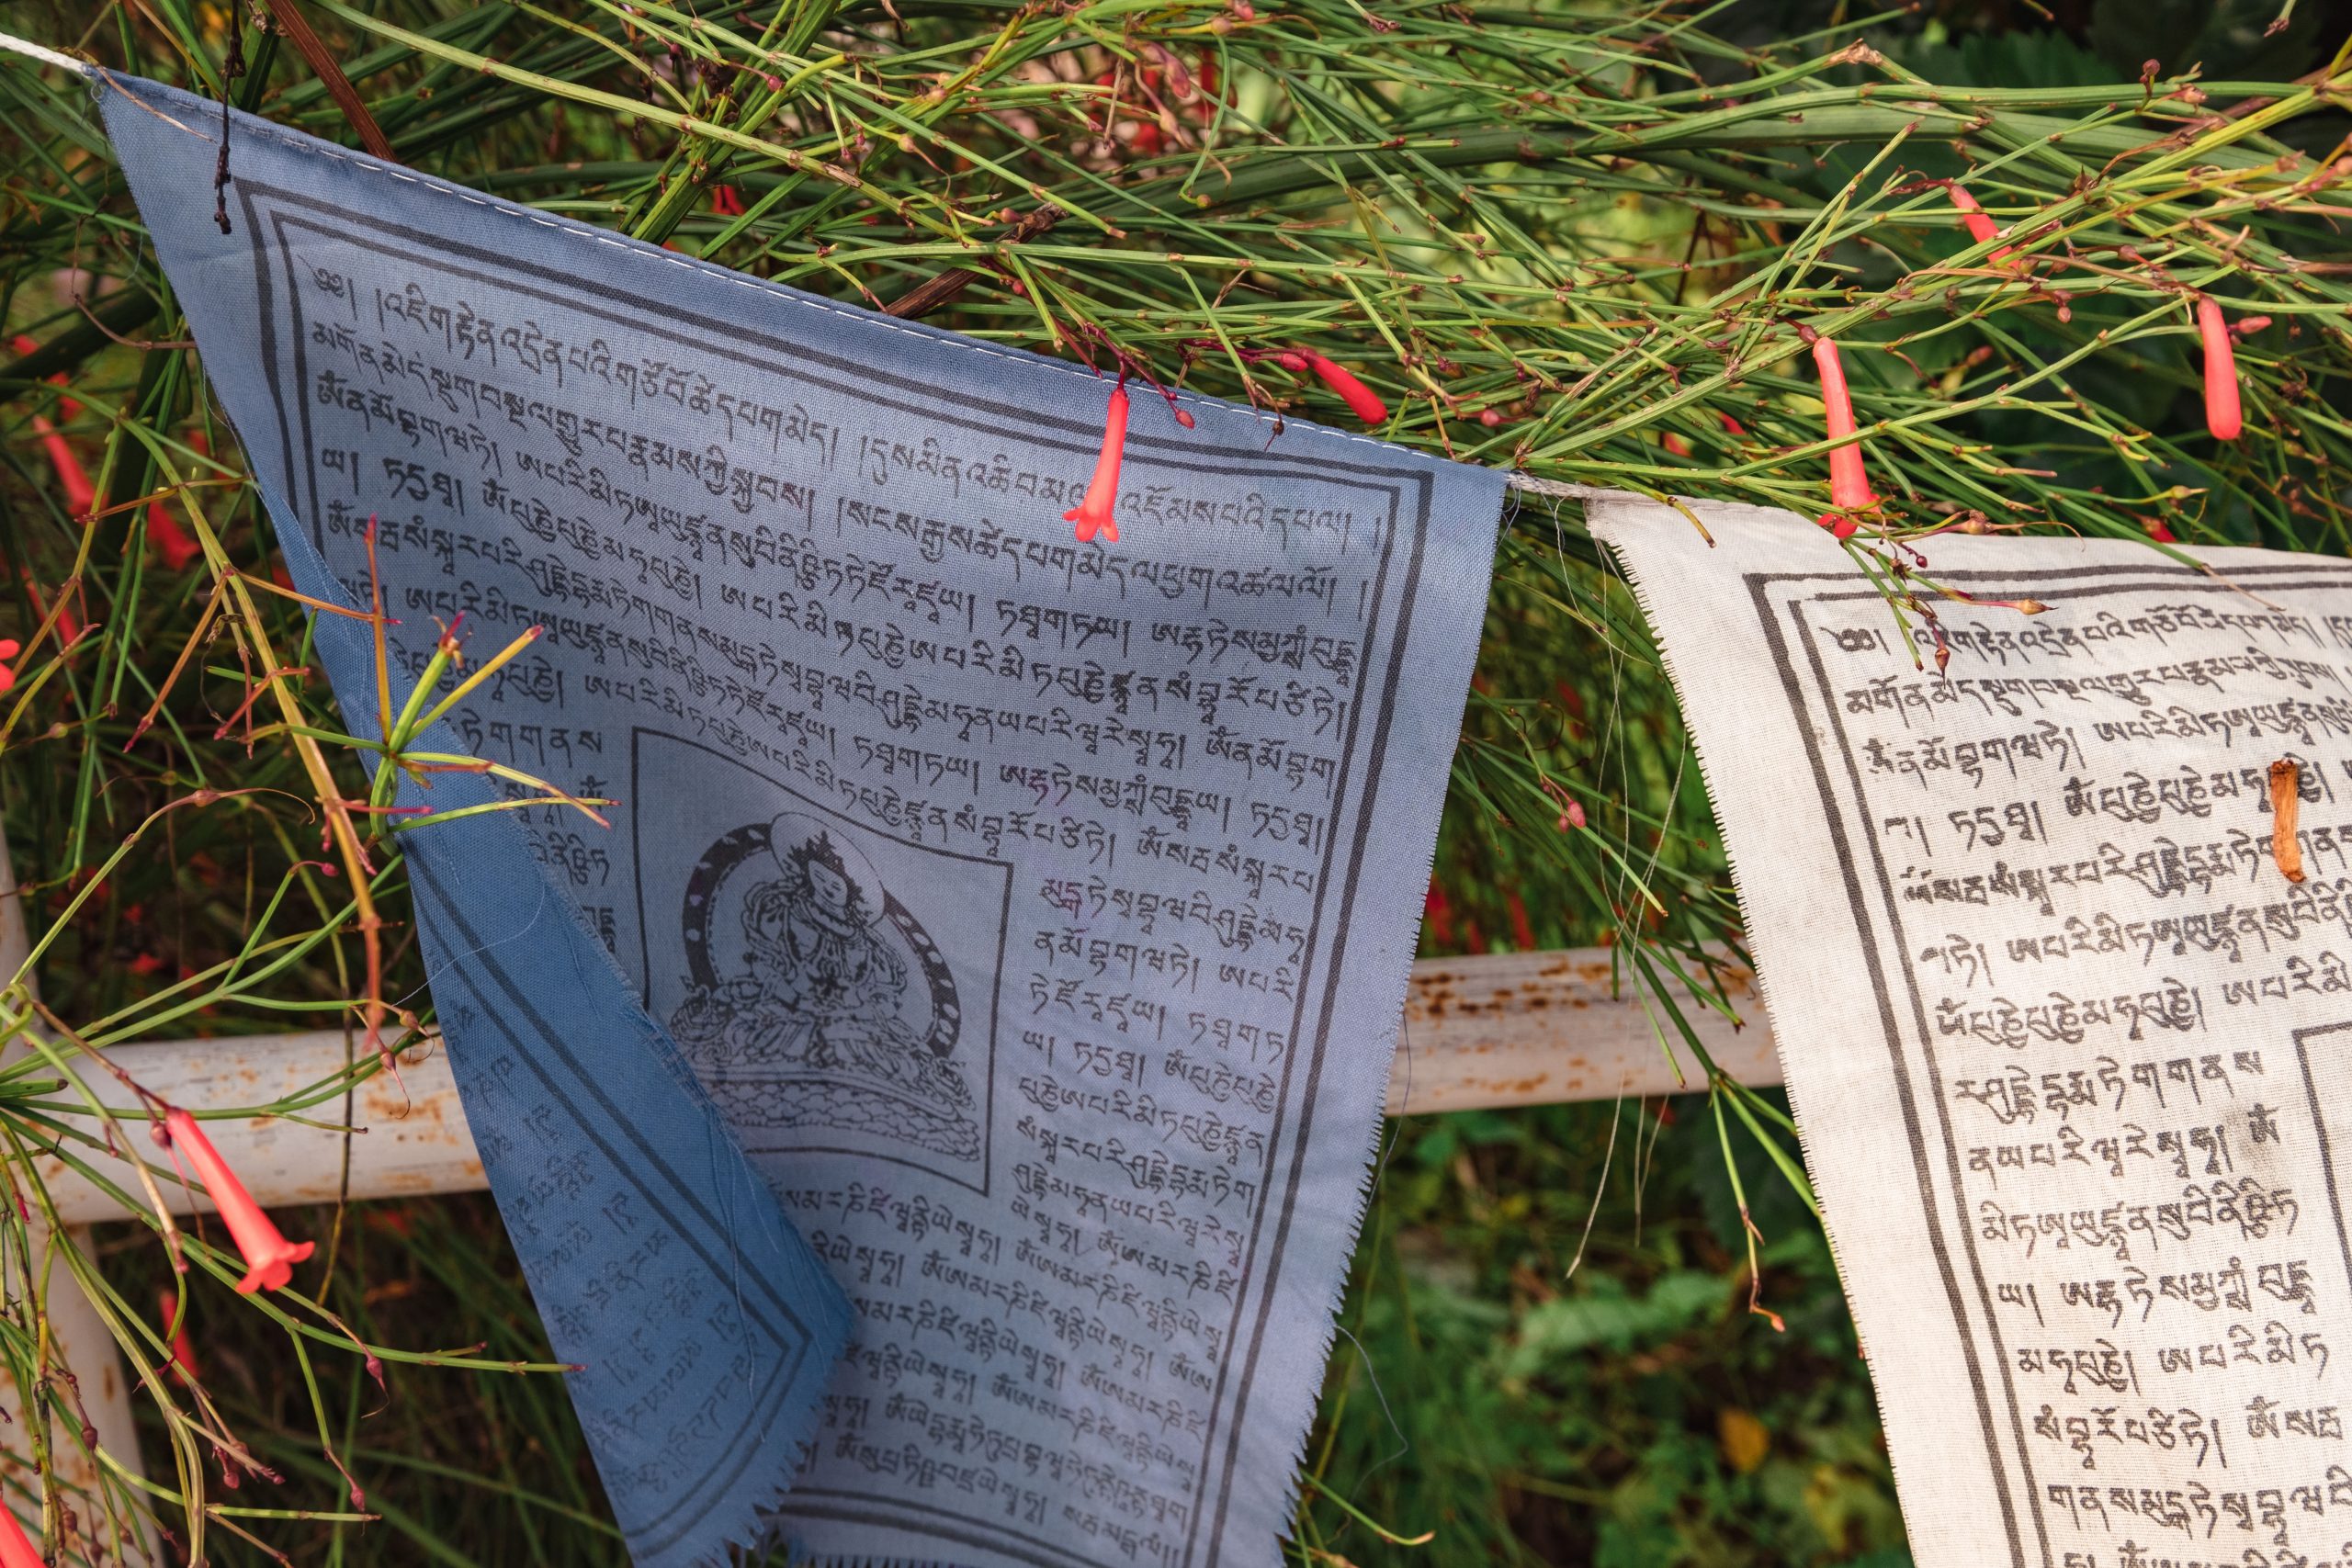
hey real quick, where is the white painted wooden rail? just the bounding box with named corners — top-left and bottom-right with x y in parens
top-left (29, 947), bottom-right (1775, 1228)
top-left (1, 808), bottom-right (1778, 1528)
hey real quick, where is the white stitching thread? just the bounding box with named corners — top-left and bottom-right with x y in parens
top-left (161, 84), bottom-right (1475, 466)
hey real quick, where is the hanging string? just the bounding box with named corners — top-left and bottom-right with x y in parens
top-left (214, 13), bottom-right (243, 234)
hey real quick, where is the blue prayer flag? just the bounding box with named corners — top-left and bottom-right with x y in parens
top-left (101, 69), bottom-right (1502, 1567)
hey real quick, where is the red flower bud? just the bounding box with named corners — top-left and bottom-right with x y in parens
top-left (1810, 336), bottom-right (1875, 512)
top-left (0, 640), bottom-right (19, 699)
top-left (159, 1288), bottom-right (199, 1382)
top-left (1301, 352), bottom-right (1387, 424)
top-left (165, 1109), bottom-right (314, 1292)
top-left (1946, 183), bottom-right (1999, 247)
top-left (17, 574), bottom-right (78, 645)
top-left (1944, 183), bottom-right (2012, 264)
top-left (147, 503), bottom-right (199, 570)
top-left (31, 415), bottom-right (91, 517)
top-left (147, 432), bottom-right (205, 571)
top-left (1063, 383), bottom-right (1131, 545)
top-left (1558, 799), bottom-right (1586, 831)
top-left (9, 338), bottom-right (93, 521)
top-left (2195, 297), bottom-right (2242, 441)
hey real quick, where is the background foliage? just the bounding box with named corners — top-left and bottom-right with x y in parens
top-left (4, 0), bottom-right (2351, 1562)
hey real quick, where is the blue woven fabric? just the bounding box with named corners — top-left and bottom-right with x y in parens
top-left (102, 68), bottom-right (1504, 1568)
top-left (104, 80), bottom-right (854, 1568)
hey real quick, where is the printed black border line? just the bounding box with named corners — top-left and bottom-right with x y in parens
top-left (424, 959), bottom-right (799, 1552)
top-left (243, 176), bottom-right (843, 1556)
top-left (411, 862), bottom-right (809, 1554)
top-left (1756, 561), bottom-right (2352, 1568)
top-left (238, 175), bottom-right (1444, 1565)
top-left (781, 1500), bottom-right (1109, 1568)
top-left (628, 726), bottom-right (1012, 1198)
top-left (1785, 569), bottom-right (2352, 1568)
top-left (786, 1482), bottom-right (1151, 1568)
top-left (1767, 581), bottom-right (2037, 1568)
top-left (246, 188), bottom-right (1420, 564)
top-left (1191, 463), bottom-right (1434, 1568)
top-left (410, 852), bottom-right (819, 1347)
top-left (246, 184), bottom-right (1378, 461)
top-left (247, 199), bottom-right (831, 1350)
top-left (758, 461), bottom-right (1419, 1568)
top-left (778, 468), bottom-right (1415, 1568)
top-left (2292, 1022), bottom-right (2352, 1359)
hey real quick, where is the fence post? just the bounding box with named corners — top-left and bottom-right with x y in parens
top-left (0, 826), bottom-right (149, 1558)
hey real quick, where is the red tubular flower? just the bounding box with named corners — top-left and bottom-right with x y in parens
top-left (1947, 183), bottom-right (1999, 247)
top-left (147, 501), bottom-right (199, 570)
top-left (1063, 383), bottom-right (1131, 545)
top-left (164, 1109), bottom-right (314, 1292)
top-left (31, 415), bottom-right (90, 514)
top-left (19, 575), bottom-right (77, 645)
top-left (1810, 335), bottom-right (1876, 512)
top-left (26, 401), bottom-right (92, 519)
top-left (1943, 183), bottom-right (2017, 265)
top-left (147, 431), bottom-right (205, 571)
top-left (710, 184), bottom-right (745, 218)
top-left (1301, 352), bottom-right (1387, 424)
top-left (0, 1503), bottom-right (41, 1568)
top-left (11, 335), bottom-right (94, 518)
top-left (2196, 297), bottom-right (2242, 441)
top-left (0, 640), bottom-right (19, 698)
top-left (159, 1288), bottom-right (199, 1382)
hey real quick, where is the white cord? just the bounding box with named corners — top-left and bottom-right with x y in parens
top-left (1504, 475), bottom-right (1618, 501)
top-left (0, 28), bottom-right (96, 76)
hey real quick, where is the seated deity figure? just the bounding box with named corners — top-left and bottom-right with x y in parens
top-left (669, 814), bottom-right (978, 1160)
